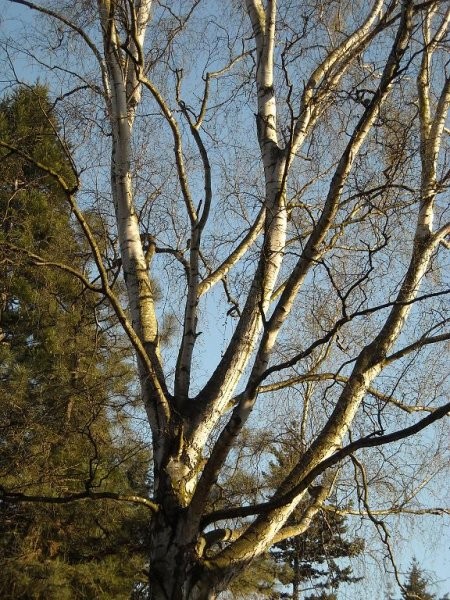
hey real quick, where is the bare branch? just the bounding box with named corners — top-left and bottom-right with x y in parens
top-left (0, 487), bottom-right (159, 513)
top-left (8, 0), bottom-right (110, 98)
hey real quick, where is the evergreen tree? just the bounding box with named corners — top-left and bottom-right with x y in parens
top-left (402, 560), bottom-right (436, 600)
top-left (386, 562), bottom-right (449, 600)
top-left (0, 87), bottom-right (150, 599)
top-left (268, 434), bottom-right (363, 600)
top-left (228, 502), bottom-right (363, 600)
top-left (221, 430), bottom-right (364, 599)
top-left (271, 507), bottom-right (363, 600)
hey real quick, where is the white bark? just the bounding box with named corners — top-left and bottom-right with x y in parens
top-left (198, 0), bottom-right (447, 570)
top-left (97, 1), bottom-right (169, 437)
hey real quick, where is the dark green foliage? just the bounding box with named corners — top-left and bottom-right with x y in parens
top-left (0, 86), bottom-right (150, 599)
top-left (270, 506), bottom-right (363, 600)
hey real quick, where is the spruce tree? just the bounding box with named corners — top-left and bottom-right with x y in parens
top-left (402, 560), bottom-right (436, 600)
top-left (222, 430), bottom-right (364, 599)
top-left (271, 507), bottom-right (363, 600)
top-left (268, 434), bottom-right (363, 600)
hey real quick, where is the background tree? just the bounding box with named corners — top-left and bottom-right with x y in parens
top-left (268, 434), bottom-right (363, 600)
top-left (0, 86), bottom-right (151, 599)
top-left (224, 431), bottom-right (364, 599)
top-left (0, 1), bottom-right (449, 599)
top-left (385, 559), bottom-right (449, 600)
top-left (271, 508), bottom-right (363, 600)
top-left (402, 561), bottom-right (436, 600)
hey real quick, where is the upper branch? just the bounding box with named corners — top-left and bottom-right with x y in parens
top-left (174, 90), bottom-right (213, 400)
top-left (289, 0), bottom-right (386, 159)
top-left (8, 0), bottom-right (110, 99)
top-left (140, 76), bottom-right (197, 223)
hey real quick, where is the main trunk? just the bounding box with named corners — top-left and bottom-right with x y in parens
top-left (148, 517), bottom-right (210, 600)
top-left (148, 493), bottom-right (232, 600)
top-left (147, 423), bottom-right (246, 600)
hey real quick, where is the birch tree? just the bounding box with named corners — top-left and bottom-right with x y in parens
top-left (1, 1), bottom-right (449, 598)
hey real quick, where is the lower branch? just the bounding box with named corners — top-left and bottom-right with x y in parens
top-left (0, 487), bottom-right (159, 512)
